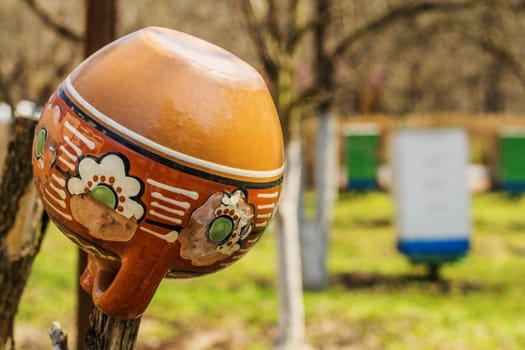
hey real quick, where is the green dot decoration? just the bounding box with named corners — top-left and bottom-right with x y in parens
top-left (35, 128), bottom-right (47, 158)
top-left (208, 216), bottom-right (234, 243)
top-left (91, 183), bottom-right (117, 209)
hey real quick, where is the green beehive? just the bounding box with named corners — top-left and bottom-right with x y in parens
top-left (499, 128), bottom-right (525, 192)
top-left (343, 124), bottom-right (379, 190)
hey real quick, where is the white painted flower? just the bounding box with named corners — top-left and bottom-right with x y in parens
top-left (67, 154), bottom-right (145, 220)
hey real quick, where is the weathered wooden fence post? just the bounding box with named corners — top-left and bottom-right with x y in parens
top-left (84, 308), bottom-right (141, 350)
top-left (77, 1), bottom-right (117, 348)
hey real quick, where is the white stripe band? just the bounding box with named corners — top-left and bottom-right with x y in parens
top-left (139, 227), bottom-right (179, 243)
top-left (64, 120), bottom-right (95, 150)
top-left (45, 189), bottom-right (66, 208)
top-left (65, 77), bottom-right (284, 179)
top-left (60, 145), bottom-right (78, 162)
top-left (147, 179), bottom-right (199, 200)
top-left (52, 173), bottom-right (66, 187)
top-left (149, 210), bottom-right (183, 224)
top-left (64, 136), bottom-right (82, 156)
top-left (257, 203), bottom-right (275, 210)
top-left (43, 197), bottom-right (72, 220)
top-left (58, 156), bottom-right (75, 171)
top-left (151, 192), bottom-right (190, 209)
top-left (257, 192), bottom-right (279, 198)
top-left (49, 182), bottom-right (66, 199)
top-left (151, 201), bottom-right (185, 216)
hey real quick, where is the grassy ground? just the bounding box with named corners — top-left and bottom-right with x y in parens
top-left (15, 191), bottom-right (525, 349)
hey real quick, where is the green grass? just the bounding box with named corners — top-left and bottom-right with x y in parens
top-left (17, 191), bottom-right (525, 349)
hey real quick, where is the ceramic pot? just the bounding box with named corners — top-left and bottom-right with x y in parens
top-left (32, 27), bottom-right (284, 319)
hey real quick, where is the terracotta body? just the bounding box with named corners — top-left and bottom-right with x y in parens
top-left (32, 27), bottom-right (284, 319)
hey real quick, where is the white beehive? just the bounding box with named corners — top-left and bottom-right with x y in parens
top-left (391, 128), bottom-right (471, 263)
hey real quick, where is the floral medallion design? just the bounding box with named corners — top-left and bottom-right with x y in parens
top-left (179, 189), bottom-right (255, 266)
top-left (63, 153), bottom-right (146, 242)
top-left (67, 153), bottom-right (145, 221)
top-left (212, 190), bottom-right (254, 254)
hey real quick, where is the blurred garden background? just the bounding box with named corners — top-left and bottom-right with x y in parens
top-left (16, 192), bottom-right (525, 349)
top-left (3, 0), bottom-right (525, 349)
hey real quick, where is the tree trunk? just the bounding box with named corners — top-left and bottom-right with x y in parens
top-left (301, 109), bottom-right (338, 290)
top-left (272, 46), bottom-right (307, 349)
top-left (0, 115), bottom-right (47, 349)
top-left (274, 138), bottom-right (306, 350)
top-left (484, 61), bottom-right (504, 113)
top-left (299, 0), bottom-right (338, 292)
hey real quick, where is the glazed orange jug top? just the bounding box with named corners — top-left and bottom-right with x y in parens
top-left (68, 26), bottom-right (284, 182)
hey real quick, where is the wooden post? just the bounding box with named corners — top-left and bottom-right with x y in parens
top-left (85, 307), bottom-right (142, 350)
top-left (84, 0), bottom-right (117, 55)
top-left (427, 264), bottom-right (441, 282)
top-left (77, 1), bottom-right (119, 349)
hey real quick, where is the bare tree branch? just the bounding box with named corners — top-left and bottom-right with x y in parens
top-left (0, 69), bottom-right (13, 110)
top-left (0, 57), bottom-right (25, 109)
top-left (331, 0), bottom-right (481, 59)
top-left (288, 1), bottom-right (483, 112)
top-left (238, 0), bottom-right (279, 82)
top-left (286, 0), bottom-right (334, 113)
top-left (469, 34), bottom-right (525, 87)
top-left (21, 0), bottom-right (82, 43)
top-left (285, 0), bottom-right (300, 43)
top-left (314, 0), bottom-right (333, 96)
top-left (287, 83), bottom-right (323, 114)
top-left (283, 0), bottom-right (310, 54)
top-left (512, 0), bottom-right (525, 11)
top-left (267, 0), bottom-right (282, 43)
top-left (285, 10), bottom-right (332, 54)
